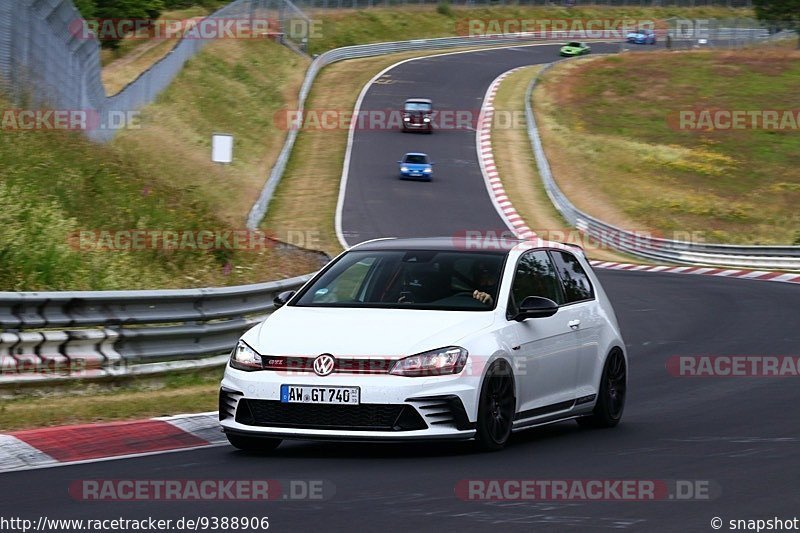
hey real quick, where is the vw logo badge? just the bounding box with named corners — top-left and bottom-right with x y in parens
top-left (313, 354), bottom-right (335, 377)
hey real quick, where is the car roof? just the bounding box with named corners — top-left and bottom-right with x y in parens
top-left (405, 98), bottom-right (432, 103)
top-left (350, 236), bottom-right (583, 254)
top-left (403, 152), bottom-right (428, 157)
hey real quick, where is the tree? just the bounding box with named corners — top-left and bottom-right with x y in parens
top-left (752, 0), bottom-right (800, 48)
top-left (72, 0), bottom-right (95, 19)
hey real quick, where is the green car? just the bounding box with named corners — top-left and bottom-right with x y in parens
top-left (560, 41), bottom-right (591, 57)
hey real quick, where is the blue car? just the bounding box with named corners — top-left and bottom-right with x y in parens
top-left (398, 152), bottom-right (433, 181)
top-left (626, 29), bottom-right (657, 45)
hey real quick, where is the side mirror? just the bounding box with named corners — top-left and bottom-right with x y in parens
top-left (273, 290), bottom-right (296, 309)
top-left (397, 160), bottom-right (402, 164)
top-left (513, 296), bottom-right (558, 321)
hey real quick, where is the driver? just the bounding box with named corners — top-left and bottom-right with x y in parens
top-left (472, 262), bottom-right (500, 306)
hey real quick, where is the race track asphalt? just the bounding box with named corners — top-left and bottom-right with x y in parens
top-left (339, 42), bottom-right (625, 245)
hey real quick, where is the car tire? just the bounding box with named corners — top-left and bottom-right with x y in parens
top-left (474, 360), bottom-right (516, 452)
top-left (577, 349), bottom-right (626, 429)
top-left (226, 433), bottom-right (282, 452)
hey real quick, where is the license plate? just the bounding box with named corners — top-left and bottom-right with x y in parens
top-left (280, 385), bottom-right (360, 405)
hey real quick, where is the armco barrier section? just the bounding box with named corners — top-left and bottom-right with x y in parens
top-left (525, 60), bottom-right (800, 271)
top-left (0, 274), bottom-right (312, 384)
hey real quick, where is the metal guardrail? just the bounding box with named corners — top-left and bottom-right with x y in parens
top-left (0, 274), bottom-right (312, 384)
top-left (525, 61), bottom-right (800, 271)
top-left (246, 31), bottom-right (620, 229)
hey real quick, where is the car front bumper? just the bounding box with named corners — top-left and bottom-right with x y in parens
top-left (400, 170), bottom-right (432, 180)
top-left (219, 365), bottom-right (480, 441)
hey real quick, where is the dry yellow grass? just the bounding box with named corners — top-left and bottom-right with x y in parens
top-left (534, 49), bottom-right (800, 245)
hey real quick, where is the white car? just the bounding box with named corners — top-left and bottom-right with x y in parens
top-left (220, 237), bottom-right (627, 452)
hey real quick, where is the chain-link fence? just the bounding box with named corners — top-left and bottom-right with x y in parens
top-left (0, 0), bottom-right (309, 142)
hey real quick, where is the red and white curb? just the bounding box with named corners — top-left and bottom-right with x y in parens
top-left (0, 412), bottom-right (223, 473)
top-left (476, 67), bottom-right (800, 287)
top-left (477, 67), bottom-right (535, 240)
top-left (588, 261), bottom-right (800, 284)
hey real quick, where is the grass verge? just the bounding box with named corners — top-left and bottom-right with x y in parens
top-left (1, 37), bottom-right (318, 290)
top-left (490, 66), bottom-right (634, 264)
top-left (534, 47), bottom-right (800, 245)
top-left (0, 368), bottom-right (222, 431)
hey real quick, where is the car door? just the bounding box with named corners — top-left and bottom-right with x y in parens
top-left (505, 250), bottom-right (581, 418)
top-left (549, 250), bottom-right (601, 400)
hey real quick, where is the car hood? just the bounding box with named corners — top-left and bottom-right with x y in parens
top-left (627, 32), bottom-right (646, 37)
top-left (560, 46), bottom-right (581, 51)
top-left (401, 163), bottom-right (431, 170)
top-left (242, 306), bottom-right (496, 357)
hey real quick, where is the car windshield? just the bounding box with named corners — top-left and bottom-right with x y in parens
top-left (403, 154), bottom-right (428, 164)
top-left (566, 42), bottom-right (582, 47)
top-left (293, 249), bottom-right (506, 310)
top-left (404, 102), bottom-right (432, 112)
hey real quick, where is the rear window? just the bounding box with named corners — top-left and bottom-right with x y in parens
top-left (550, 250), bottom-right (594, 303)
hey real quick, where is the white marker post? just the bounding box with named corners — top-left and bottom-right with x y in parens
top-left (211, 133), bottom-right (234, 164)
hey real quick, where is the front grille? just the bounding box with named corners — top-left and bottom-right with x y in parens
top-left (235, 399), bottom-right (427, 431)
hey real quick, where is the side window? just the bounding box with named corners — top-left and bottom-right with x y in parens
top-left (550, 250), bottom-right (594, 303)
top-left (508, 250), bottom-right (564, 316)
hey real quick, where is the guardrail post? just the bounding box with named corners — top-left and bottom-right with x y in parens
top-left (65, 329), bottom-right (110, 372)
top-left (12, 331), bottom-right (44, 374)
top-left (0, 332), bottom-right (19, 374)
top-left (39, 331), bottom-right (70, 374)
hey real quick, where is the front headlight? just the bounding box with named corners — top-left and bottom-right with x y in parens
top-left (389, 347), bottom-right (468, 377)
top-left (423, 117), bottom-right (430, 123)
top-left (230, 340), bottom-right (263, 371)
top-left (423, 168), bottom-right (432, 173)
top-left (400, 166), bottom-right (409, 172)
top-left (403, 117), bottom-right (410, 122)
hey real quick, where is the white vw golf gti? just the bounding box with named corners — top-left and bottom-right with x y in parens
top-left (220, 237), bottom-right (627, 451)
